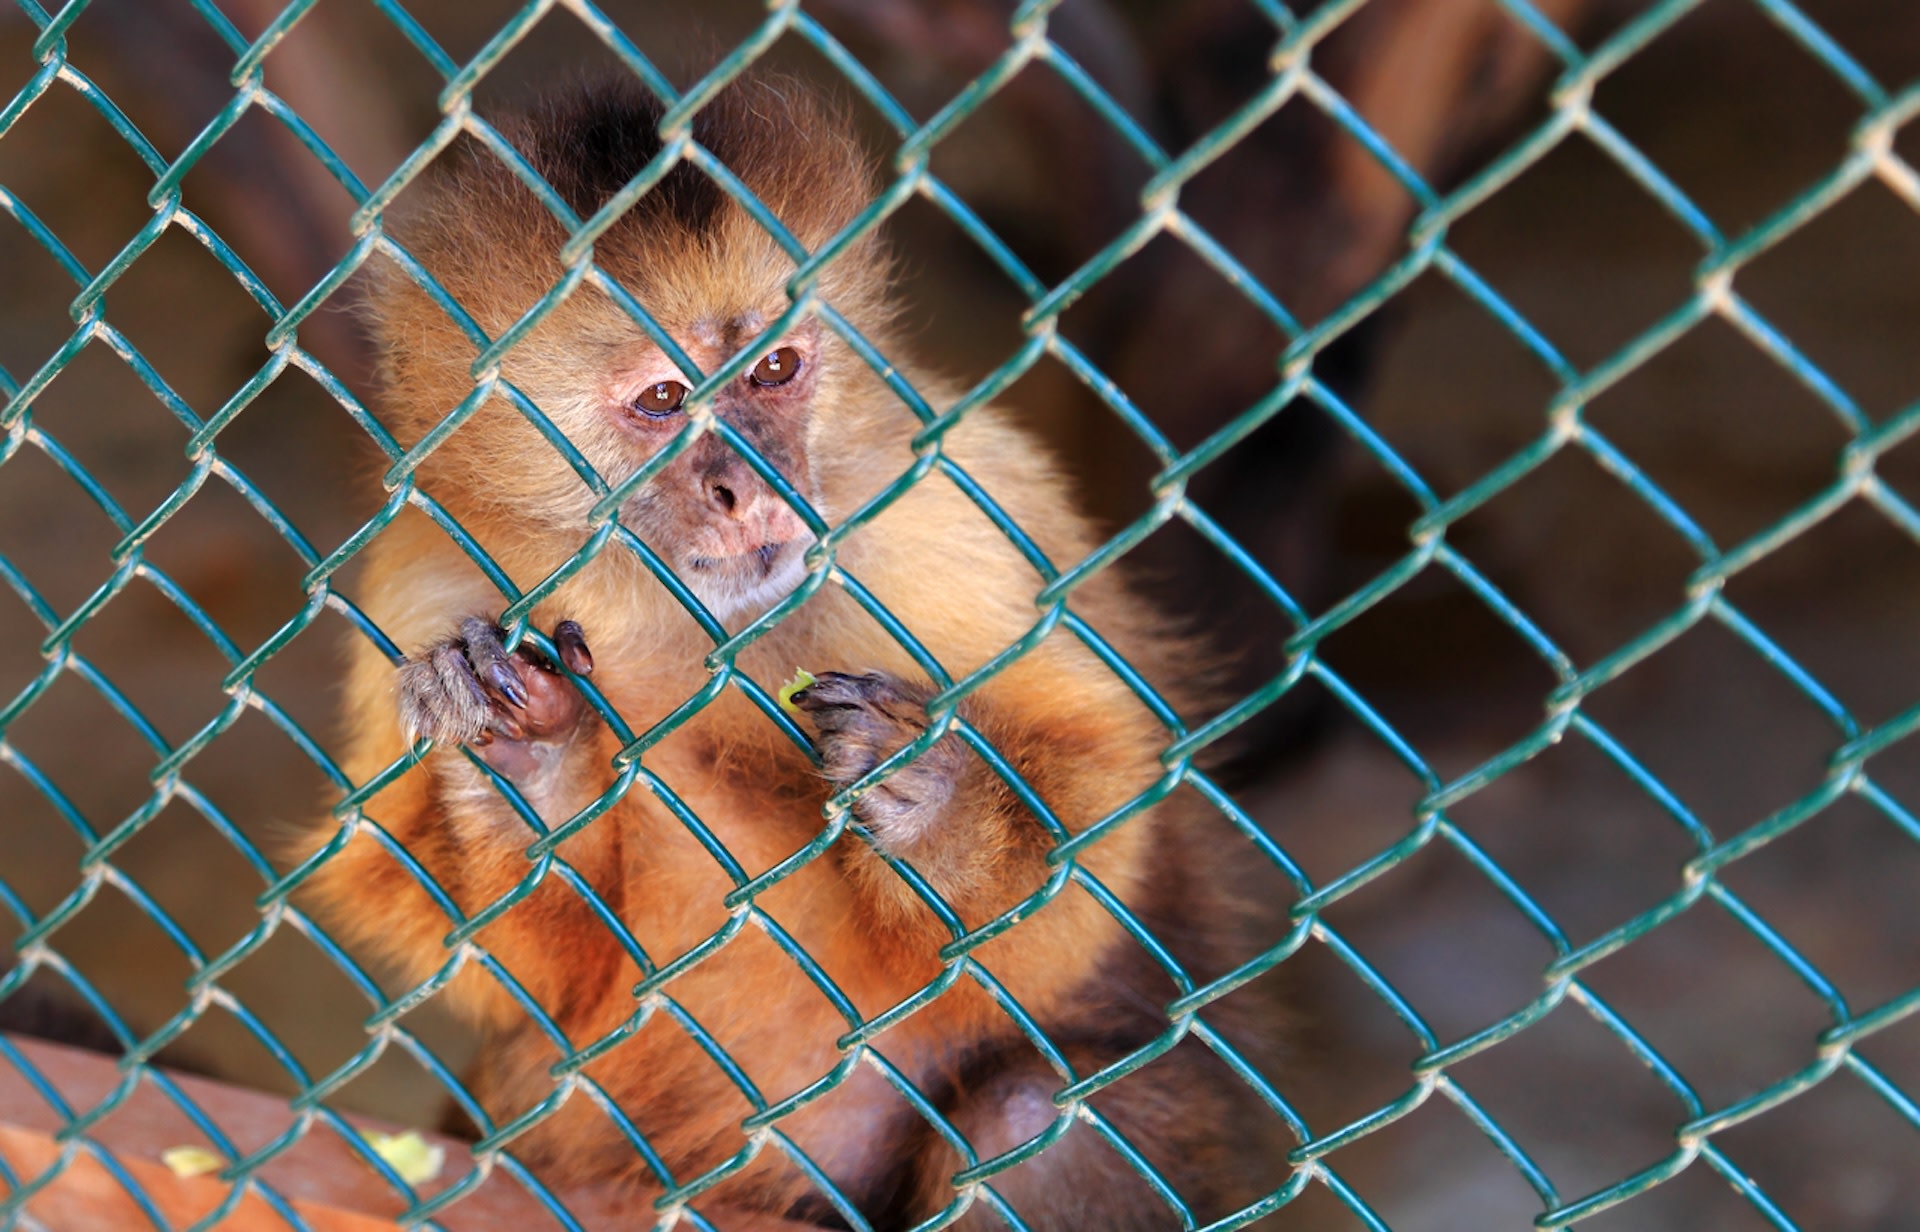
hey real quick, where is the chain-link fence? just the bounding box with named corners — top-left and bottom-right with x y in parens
top-left (3, 0), bottom-right (1918, 1228)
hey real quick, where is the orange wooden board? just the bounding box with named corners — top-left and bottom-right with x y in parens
top-left (0, 1033), bottom-right (839, 1230)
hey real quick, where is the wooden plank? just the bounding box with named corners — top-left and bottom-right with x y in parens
top-left (0, 1033), bottom-right (827, 1230)
top-left (0, 1033), bottom-right (567, 1230)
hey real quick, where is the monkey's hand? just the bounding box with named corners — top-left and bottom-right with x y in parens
top-left (790, 672), bottom-right (968, 846)
top-left (396, 617), bottom-right (596, 784)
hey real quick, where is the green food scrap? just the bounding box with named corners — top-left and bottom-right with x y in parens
top-left (160, 1145), bottom-right (225, 1179)
top-left (777, 668), bottom-right (817, 714)
top-left (364, 1129), bottom-right (445, 1186)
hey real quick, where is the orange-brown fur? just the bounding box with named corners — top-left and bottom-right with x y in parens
top-left (302, 77), bottom-right (1285, 1229)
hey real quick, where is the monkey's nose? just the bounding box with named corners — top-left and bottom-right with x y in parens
top-left (706, 480), bottom-right (739, 516)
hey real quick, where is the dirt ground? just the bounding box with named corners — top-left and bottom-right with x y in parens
top-left (2, 1), bottom-right (1917, 1228)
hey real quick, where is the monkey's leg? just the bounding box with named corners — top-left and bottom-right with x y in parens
top-left (905, 1045), bottom-right (1277, 1232)
top-left (396, 616), bottom-right (600, 808)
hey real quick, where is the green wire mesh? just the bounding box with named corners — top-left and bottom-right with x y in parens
top-left (3, 0), bottom-right (1918, 1229)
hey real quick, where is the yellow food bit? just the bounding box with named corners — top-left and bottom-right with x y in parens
top-left (364, 1129), bottom-right (445, 1186)
top-left (160, 1145), bottom-right (225, 1179)
top-left (777, 668), bottom-right (817, 715)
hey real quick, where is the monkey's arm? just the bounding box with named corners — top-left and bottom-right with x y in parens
top-left (789, 669), bottom-right (1142, 924)
top-left (904, 1040), bottom-right (1280, 1232)
top-left (303, 526), bottom-right (629, 1024)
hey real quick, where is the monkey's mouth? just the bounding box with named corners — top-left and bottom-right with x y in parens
top-left (680, 538), bottom-right (810, 621)
top-left (687, 540), bottom-right (792, 577)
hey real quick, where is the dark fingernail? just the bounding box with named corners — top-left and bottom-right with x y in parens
top-left (493, 714), bottom-right (525, 741)
top-left (488, 662), bottom-right (529, 708)
top-left (556, 621), bottom-right (594, 676)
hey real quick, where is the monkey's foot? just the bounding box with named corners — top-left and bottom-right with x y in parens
top-left (396, 618), bottom-right (595, 779)
top-left (790, 671), bottom-right (965, 842)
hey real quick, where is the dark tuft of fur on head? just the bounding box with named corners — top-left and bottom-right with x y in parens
top-left (373, 73), bottom-right (882, 344)
top-left (508, 79), bottom-right (720, 233)
top-left (482, 73), bottom-right (872, 254)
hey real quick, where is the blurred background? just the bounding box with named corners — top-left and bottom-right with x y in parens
top-left (2, 0), bottom-right (1917, 1227)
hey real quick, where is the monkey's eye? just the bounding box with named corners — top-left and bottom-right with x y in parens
top-left (749, 347), bottom-right (803, 387)
top-left (632, 381), bottom-right (688, 417)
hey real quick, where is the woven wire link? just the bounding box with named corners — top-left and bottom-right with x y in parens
top-left (2, 0), bottom-right (1917, 1228)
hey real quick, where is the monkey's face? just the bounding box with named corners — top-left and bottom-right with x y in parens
top-left (374, 116), bottom-right (887, 626)
top-left (601, 315), bottom-right (823, 622)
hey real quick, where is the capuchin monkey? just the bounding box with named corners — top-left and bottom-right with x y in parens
top-left (303, 76), bottom-right (1288, 1230)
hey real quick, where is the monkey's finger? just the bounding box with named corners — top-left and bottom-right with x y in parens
top-left (790, 671), bottom-right (877, 706)
top-left (396, 643), bottom-right (495, 745)
top-left (431, 644), bottom-right (491, 717)
top-left (789, 673), bottom-right (902, 747)
top-left (459, 618), bottom-right (532, 710)
top-left (793, 671), bottom-right (926, 729)
top-left (554, 620), bottom-right (594, 677)
top-left (487, 660), bottom-right (530, 709)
